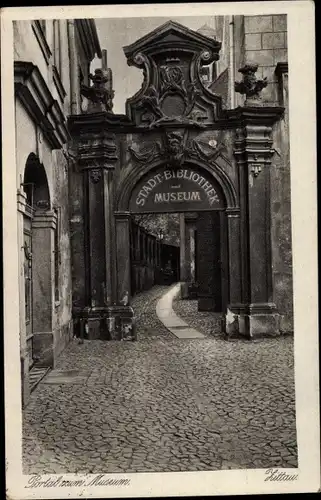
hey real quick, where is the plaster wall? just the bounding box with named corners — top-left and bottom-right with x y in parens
top-left (14, 21), bottom-right (49, 85)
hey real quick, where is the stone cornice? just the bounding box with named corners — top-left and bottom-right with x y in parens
top-left (77, 132), bottom-right (118, 170)
top-left (68, 103), bottom-right (285, 138)
top-left (227, 105), bottom-right (285, 127)
top-left (32, 210), bottom-right (57, 230)
top-left (68, 112), bottom-right (132, 136)
top-left (123, 20), bottom-right (221, 66)
top-left (14, 61), bottom-right (70, 149)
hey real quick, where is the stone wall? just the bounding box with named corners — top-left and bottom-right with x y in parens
top-left (270, 67), bottom-right (293, 332)
top-left (244, 14), bottom-right (287, 104)
top-left (52, 149), bottom-right (73, 360)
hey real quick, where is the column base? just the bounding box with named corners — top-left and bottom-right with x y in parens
top-left (74, 305), bottom-right (136, 341)
top-left (32, 332), bottom-right (54, 367)
top-left (180, 282), bottom-right (189, 299)
top-left (181, 281), bottom-right (198, 299)
top-left (225, 303), bottom-right (281, 339)
top-left (107, 306), bottom-right (136, 341)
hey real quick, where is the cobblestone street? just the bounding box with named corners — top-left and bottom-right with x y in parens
top-left (22, 285), bottom-right (297, 474)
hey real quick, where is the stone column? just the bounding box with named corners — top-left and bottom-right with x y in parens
top-left (73, 130), bottom-right (118, 340)
top-left (136, 225), bottom-right (141, 292)
top-left (103, 168), bottom-right (116, 305)
top-left (224, 207), bottom-right (243, 334)
top-left (184, 213), bottom-right (198, 298)
top-left (115, 212), bottom-right (131, 303)
top-left (190, 228), bottom-right (196, 283)
top-left (31, 210), bottom-right (57, 366)
top-left (234, 116), bottom-right (283, 337)
top-left (87, 168), bottom-right (106, 309)
top-left (226, 208), bottom-right (242, 305)
top-left (113, 211), bottom-right (136, 340)
top-left (81, 166), bottom-right (116, 340)
top-left (179, 213), bottom-right (187, 297)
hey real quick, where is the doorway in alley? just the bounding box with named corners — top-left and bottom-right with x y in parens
top-left (124, 162), bottom-right (229, 316)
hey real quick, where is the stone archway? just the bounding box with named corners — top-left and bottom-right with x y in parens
top-left (21, 153), bottom-right (57, 368)
top-left (68, 20), bottom-right (284, 340)
top-left (114, 157), bottom-right (239, 318)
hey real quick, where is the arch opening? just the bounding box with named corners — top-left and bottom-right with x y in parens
top-left (23, 153), bottom-right (50, 209)
top-left (115, 159), bottom-right (234, 319)
top-left (116, 157), bottom-right (237, 214)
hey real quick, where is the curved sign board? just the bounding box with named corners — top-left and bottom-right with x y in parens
top-left (129, 166), bottom-right (225, 213)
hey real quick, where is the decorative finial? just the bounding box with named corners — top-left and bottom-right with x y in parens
top-left (235, 63), bottom-right (268, 106)
top-left (80, 66), bottom-right (114, 113)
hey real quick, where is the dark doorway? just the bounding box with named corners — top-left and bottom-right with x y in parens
top-left (195, 211), bottom-right (227, 313)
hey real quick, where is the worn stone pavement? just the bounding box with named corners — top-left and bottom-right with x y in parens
top-left (22, 285), bottom-right (297, 474)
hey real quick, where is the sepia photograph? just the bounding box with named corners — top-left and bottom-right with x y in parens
top-left (2, 1), bottom-right (319, 498)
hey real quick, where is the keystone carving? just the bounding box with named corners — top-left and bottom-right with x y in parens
top-left (235, 63), bottom-right (268, 105)
top-left (128, 131), bottom-right (226, 167)
top-left (81, 68), bottom-right (114, 113)
top-left (166, 131), bottom-right (186, 166)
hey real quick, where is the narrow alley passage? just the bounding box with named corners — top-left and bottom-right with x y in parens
top-left (22, 285), bottom-right (297, 475)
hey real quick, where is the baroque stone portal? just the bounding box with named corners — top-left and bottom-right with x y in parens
top-left (68, 20), bottom-right (285, 341)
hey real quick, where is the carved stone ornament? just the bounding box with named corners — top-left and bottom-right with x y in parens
top-left (128, 142), bottom-right (163, 163)
top-left (188, 136), bottom-right (222, 162)
top-left (139, 70), bottom-right (204, 128)
top-left (128, 131), bottom-right (226, 168)
top-left (36, 200), bottom-right (50, 210)
top-left (165, 131), bottom-right (187, 166)
top-left (250, 164), bottom-right (262, 177)
top-left (81, 69), bottom-right (114, 113)
top-left (235, 63), bottom-right (268, 105)
top-left (90, 169), bottom-right (102, 183)
top-left (123, 21), bottom-right (222, 127)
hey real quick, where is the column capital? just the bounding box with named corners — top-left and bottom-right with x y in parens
top-left (77, 131), bottom-right (118, 171)
top-left (234, 123), bottom-right (277, 178)
top-left (32, 210), bottom-right (57, 229)
top-left (114, 211), bottom-right (131, 221)
top-left (226, 207), bottom-right (240, 217)
top-left (17, 189), bottom-right (30, 215)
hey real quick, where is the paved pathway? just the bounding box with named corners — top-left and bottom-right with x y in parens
top-left (22, 285), bottom-right (297, 474)
top-left (156, 284), bottom-right (205, 338)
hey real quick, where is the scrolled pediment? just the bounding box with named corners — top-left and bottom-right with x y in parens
top-left (124, 21), bottom-right (224, 128)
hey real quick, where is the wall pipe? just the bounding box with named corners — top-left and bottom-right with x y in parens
top-left (229, 16), bottom-right (235, 109)
top-left (67, 19), bottom-right (79, 115)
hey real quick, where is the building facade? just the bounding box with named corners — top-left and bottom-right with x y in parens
top-left (68, 15), bottom-right (291, 342)
top-left (14, 18), bottom-right (101, 405)
top-left (14, 14), bottom-right (291, 406)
